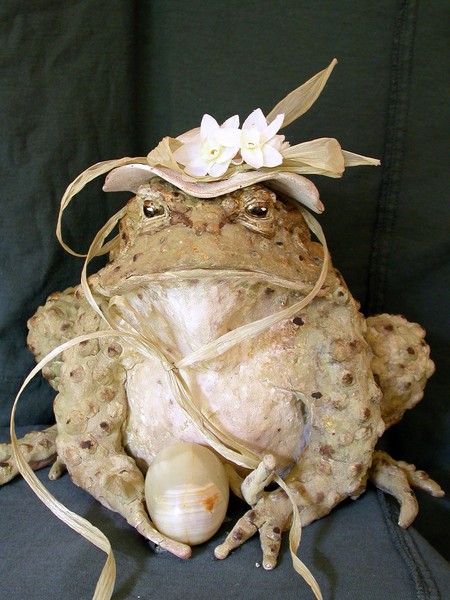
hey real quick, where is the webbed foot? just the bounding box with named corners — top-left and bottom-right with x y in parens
top-left (369, 450), bottom-right (444, 527)
top-left (0, 425), bottom-right (59, 485)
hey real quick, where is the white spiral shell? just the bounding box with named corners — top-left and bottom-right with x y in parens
top-left (144, 442), bottom-right (229, 545)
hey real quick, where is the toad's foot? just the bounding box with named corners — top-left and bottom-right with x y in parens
top-left (215, 487), bottom-right (292, 569)
top-left (0, 425), bottom-right (59, 485)
top-left (366, 314), bottom-right (435, 428)
top-left (64, 449), bottom-right (192, 559)
top-left (369, 450), bottom-right (444, 527)
top-left (215, 456), bottom-right (292, 570)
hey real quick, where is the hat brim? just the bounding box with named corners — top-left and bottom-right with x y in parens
top-left (103, 164), bottom-right (324, 214)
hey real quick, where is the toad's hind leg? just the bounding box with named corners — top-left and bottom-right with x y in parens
top-left (369, 450), bottom-right (444, 527)
top-left (54, 338), bottom-right (191, 559)
top-left (365, 314), bottom-right (435, 428)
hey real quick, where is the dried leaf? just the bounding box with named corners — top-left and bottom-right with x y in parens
top-left (281, 138), bottom-right (345, 177)
top-left (343, 150), bottom-right (381, 167)
top-left (147, 136), bottom-right (185, 173)
top-left (277, 477), bottom-right (323, 600)
top-left (266, 59), bottom-right (338, 127)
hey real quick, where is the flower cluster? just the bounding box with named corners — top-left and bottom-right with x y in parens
top-left (173, 109), bottom-right (288, 178)
top-left (146, 59), bottom-right (380, 184)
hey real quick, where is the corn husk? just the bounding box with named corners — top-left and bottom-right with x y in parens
top-left (267, 58), bottom-right (338, 127)
top-left (57, 157), bottom-right (148, 257)
top-left (343, 150), bottom-right (380, 167)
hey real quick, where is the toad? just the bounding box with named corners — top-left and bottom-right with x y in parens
top-left (0, 61), bottom-right (443, 598)
top-left (1, 176), bottom-right (442, 568)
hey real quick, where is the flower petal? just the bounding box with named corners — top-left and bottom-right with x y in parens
top-left (261, 113), bottom-right (284, 143)
top-left (222, 114), bottom-right (240, 129)
top-left (242, 108), bottom-right (267, 131)
top-left (173, 142), bottom-right (201, 166)
top-left (184, 157), bottom-right (210, 177)
top-left (242, 147), bottom-right (264, 169)
top-left (216, 127), bottom-right (242, 147)
top-left (261, 144), bottom-right (283, 167)
top-left (267, 134), bottom-right (287, 152)
top-left (208, 161), bottom-right (230, 177)
top-left (217, 145), bottom-right (240, 163)
top-left (200, 114), bottom-right (220, 139)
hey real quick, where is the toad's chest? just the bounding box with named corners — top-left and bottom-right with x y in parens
top-left (115, 279), bottom-right (312, 468)
top-left (122, 339), bottom-right (309, 472)
top-left (114, 280), bottom-right (377, 474)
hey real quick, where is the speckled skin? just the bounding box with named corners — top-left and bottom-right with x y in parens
top-left (1, 179), bottom-right (442, 566)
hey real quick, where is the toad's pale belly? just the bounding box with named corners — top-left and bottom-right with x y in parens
top-left (123, 353), bottom-right (309, 472)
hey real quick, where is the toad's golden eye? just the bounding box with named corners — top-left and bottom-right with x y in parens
top-left (246, 203), bottom-right (269, 217)
top-left (143, 201), bottom-right (165, 218)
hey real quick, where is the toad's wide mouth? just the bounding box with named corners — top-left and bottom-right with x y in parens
top-left (93, 266), bottom-right (325, 298)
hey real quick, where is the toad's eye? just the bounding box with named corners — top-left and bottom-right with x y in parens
top-left (246, 203), bottom-right (269, 217)
top-left (143, 201), bottom-right (165, 218)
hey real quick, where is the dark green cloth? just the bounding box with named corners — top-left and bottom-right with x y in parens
top-left (1, 1), bottom-right (448, 597)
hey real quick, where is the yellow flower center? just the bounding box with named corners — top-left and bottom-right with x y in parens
top-left (200, 139), bottom-right (221, 162)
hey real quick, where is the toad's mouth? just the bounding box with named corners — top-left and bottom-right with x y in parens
top-left (93, 253), bottom-right (329, 377)
top-left (94, 267), bottom-right (321, 298)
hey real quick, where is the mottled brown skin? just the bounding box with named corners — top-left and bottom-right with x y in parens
top-left (0, 178), bottom-right (443, 567)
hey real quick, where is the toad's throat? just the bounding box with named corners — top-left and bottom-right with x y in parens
top-left (112, 277), bottom-right (305, 359)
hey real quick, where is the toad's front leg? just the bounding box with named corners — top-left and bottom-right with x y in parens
top-left (216, 456), bottom-right (297, 570)
top-left (215, 486), bottom-right (292, 569)
top-left (0, 426), bottom-right (60, 484)
top-left (216, 455), bottom-right (337, 571)
top-left (54, 339), bottom-right (191, 559)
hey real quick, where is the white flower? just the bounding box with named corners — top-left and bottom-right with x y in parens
top-left (173, 114), bottom-right (241, 177)
top-left (239, 109), bottom-right (285, 169)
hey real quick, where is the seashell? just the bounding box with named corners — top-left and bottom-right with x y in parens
top-left (145, 442), bottom-right (229, 545)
